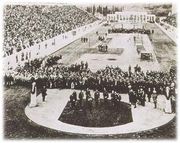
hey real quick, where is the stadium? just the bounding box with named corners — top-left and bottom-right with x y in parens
top-left (3, 3), bottom-right (176, 139)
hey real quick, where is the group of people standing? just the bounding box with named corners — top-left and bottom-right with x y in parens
top-left (4, 60), bottom-right (176, 113)
top-left (128, 85), bottom-right (176, 113)
top-left (68, 81), bottom-right (176, 114)
top-left (69, 88), bottom-right (122, 112)
top-left (29, 77), bottom-right (47, 108)
top-left (81, 37), bottom-right (88, 43)
top-left (108, 28), bottom-right (151, 35)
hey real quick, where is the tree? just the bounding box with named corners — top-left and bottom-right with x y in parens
top-left (92, 5), bottom-right (96, 15)
top-left (103, 6), bottom-right (108, 16)
top-left (115, 6), bottom-right (119, 12)
top-left (86, 6), bottom-right (92, 13)
top-left (97, 5), bottom-right (103, 14)
top-left (162, 4), bottom-right (172, 9)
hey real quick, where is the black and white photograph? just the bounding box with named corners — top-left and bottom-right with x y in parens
top-left (1, 0), bottom-right (178, 140)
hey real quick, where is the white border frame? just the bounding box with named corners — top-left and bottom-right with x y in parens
top-left (0, 0), bottom-right (179, 142)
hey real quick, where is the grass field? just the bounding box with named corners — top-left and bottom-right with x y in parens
top-left (147, 23), bottom-right (176, 71)
top-left (59, 99), bottom-right (132, 127)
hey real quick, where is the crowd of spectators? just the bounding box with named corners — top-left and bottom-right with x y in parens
top-left (162, 14), bottom-right (177, 27)
top-left (4, 60), bottom-right (176, 113)
top-left (4, 60), bottom-right (176, 95)
top-left (108, 28), bottom-right (151, 34)
top-left (4, 5), bottom-right (98, 56)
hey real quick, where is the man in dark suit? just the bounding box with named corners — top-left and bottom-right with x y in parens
top-left (70, 94), bottom-right (75, 109)
top-left (85, 88), bottom-right (91, 102)
top-left (129, 89), bottom-right (137, 108)
top-left (78, 90), bottom-right (84, 108)
top-left (139, 88), bottom-right (145, 106)
top-left (72, 91), bottom-right (77, 101)
top-left (147, 87), bottom-right (152, 102)
top-left (94, 89), bottom-right (100, 107)
top-left (103, 88), bottom-right (109, 105)
top-left (41, 85), bottom-right (47, 102)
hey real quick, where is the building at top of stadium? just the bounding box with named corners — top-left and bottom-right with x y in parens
top-left (107, 11), bottom-right (156, 23)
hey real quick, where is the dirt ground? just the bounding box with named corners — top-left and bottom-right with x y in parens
top-left (75, 33), bottom-right (161, 72)
top-left (49, 22), bottom-right (176, 72)
top-left (48, 24), bottom-right (108, 65)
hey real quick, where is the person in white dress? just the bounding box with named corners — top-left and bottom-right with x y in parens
top-left (164, 86), bottom-right (172, 113)
top-left (152, 88), bottom-right (158, 109)
top-left (29, 77), bottom-right (37, 107)
top-left (71, 81), bottom-right (75, 89)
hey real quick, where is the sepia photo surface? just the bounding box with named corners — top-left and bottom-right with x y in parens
top-left (2, 1), bottom-right (177, 139)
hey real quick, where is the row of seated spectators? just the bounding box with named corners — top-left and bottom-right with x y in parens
top-left (162, 14), bottom-right (177, 27)
top-left (108, 28), bottom-right (151, 34)
top-left (4, 60), bottom-right (176, 96)
top-left (3, 5), bottom-right (98, 56)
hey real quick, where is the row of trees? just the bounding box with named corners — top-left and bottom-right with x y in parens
top-left (86, 5), bottom-right (123, 16)
top-left (22, 55), bottom-right (62, 73)
top-left (86, 4), bottom-right (173, 17)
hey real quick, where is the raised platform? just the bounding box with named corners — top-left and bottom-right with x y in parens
top-left (25, 89), bottom-right (175, 135)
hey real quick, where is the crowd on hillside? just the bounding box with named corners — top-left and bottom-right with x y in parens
top-left (3, 5), bottom-right (98, 56)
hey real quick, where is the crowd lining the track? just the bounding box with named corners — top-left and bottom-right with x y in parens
top-left (4, 61), bottom-right (176, 113)
top-left (4, 5), bottom-right (97, 56)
